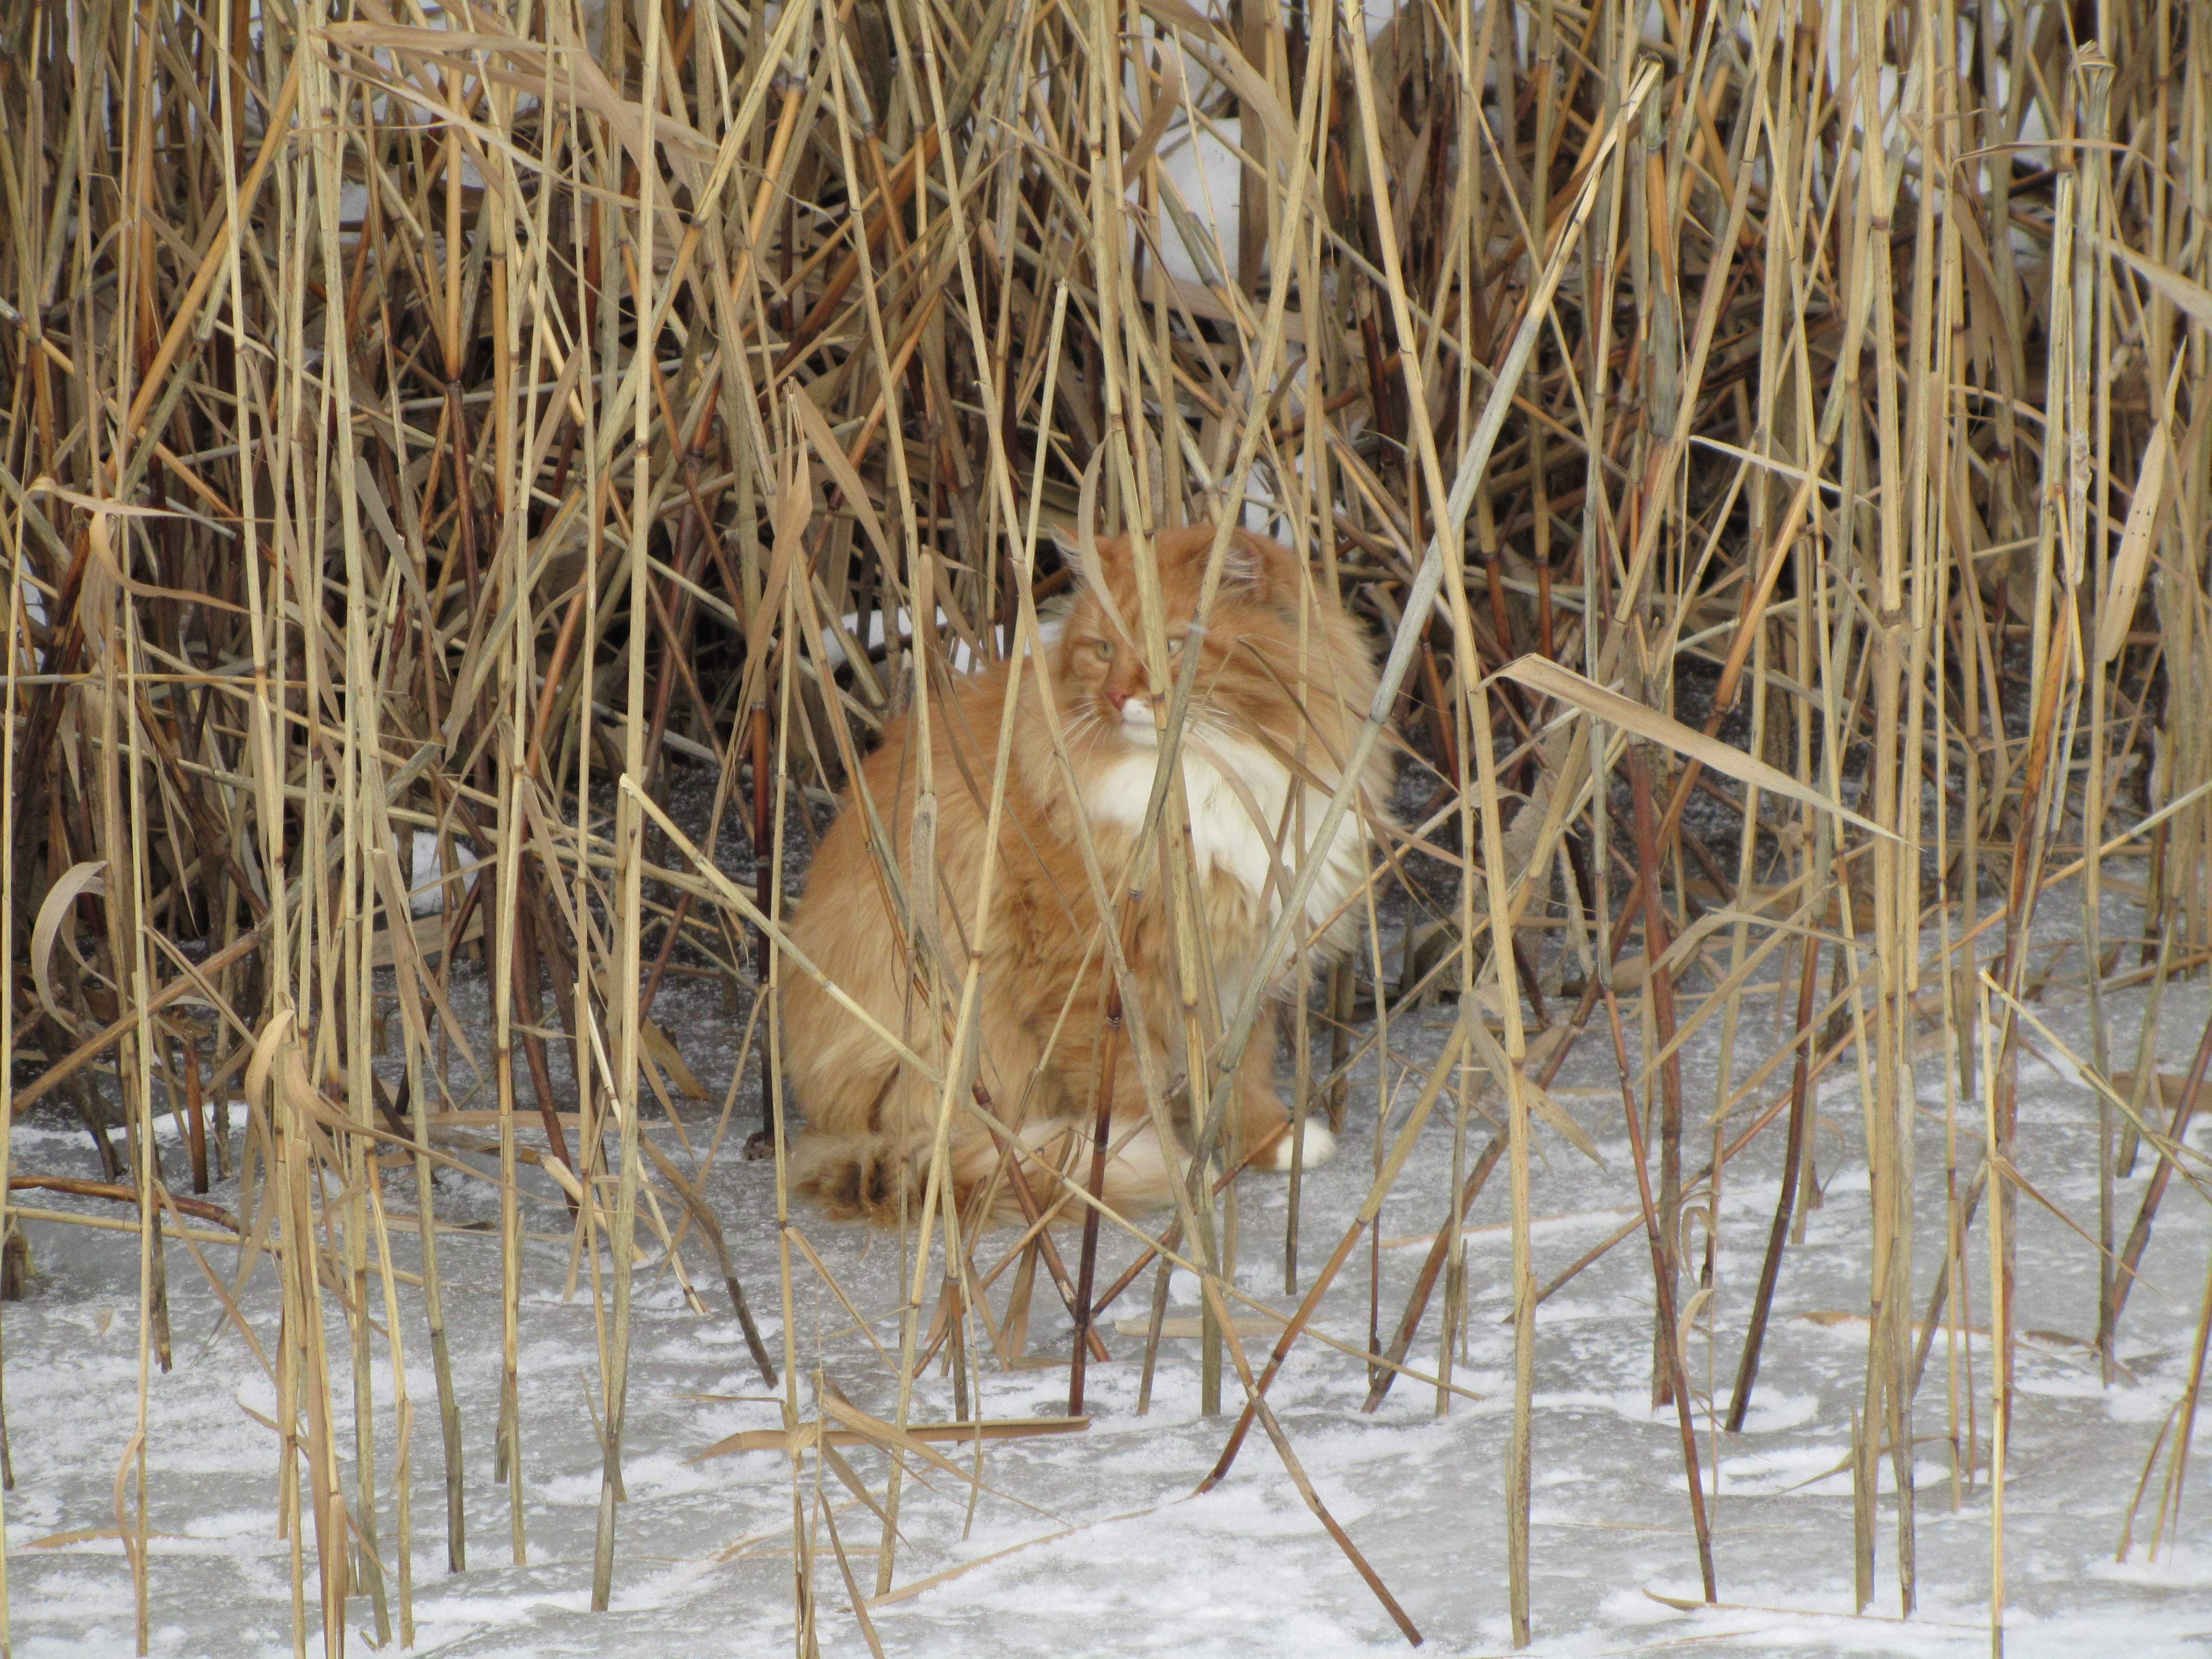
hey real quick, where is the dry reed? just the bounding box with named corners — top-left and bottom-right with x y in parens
top-left (1, 0), bottom-right (2208, 1652)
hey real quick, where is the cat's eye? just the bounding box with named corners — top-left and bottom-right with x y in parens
top-left (1166, 633), bottom-right (1186, 657)
top-left (1090, 637), bottom-right (1112, 661)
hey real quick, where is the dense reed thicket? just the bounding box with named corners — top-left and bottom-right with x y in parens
top-left (2, 0), bottom-right (2208, 1651)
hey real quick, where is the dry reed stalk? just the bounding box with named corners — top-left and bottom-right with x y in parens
top-left (0, 529), bottom-right (19, 1644)
top-left (5, 0), bottom-right (2212, 1651)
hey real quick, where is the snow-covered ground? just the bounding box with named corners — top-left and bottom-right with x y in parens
top-left (5, 883), bottom-right (2210, 1658)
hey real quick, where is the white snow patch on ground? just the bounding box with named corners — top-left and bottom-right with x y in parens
top-left (1, 881), bottom-right (2209, 1656)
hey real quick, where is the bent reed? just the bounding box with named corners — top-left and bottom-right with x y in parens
top-left (1, 0), bottom-right (2207, 1653)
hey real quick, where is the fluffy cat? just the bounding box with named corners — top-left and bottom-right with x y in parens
top-left (782, 524), bottom-right (1394, 1223)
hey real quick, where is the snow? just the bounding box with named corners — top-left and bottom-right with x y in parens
top-left (813, 609), bottom-right (1060, 673)
top-left (3, 0), bottom-right (2197, 1641)
top-left (409, 831), bottom-right (483, 916)
top-left (5, 870), bottom-right (2210, 1657)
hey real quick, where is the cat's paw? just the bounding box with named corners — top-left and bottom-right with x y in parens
top-left (1264, 1119), bottom-right (1336, 1173)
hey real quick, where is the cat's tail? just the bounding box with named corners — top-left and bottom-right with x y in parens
top-left (789, 1116), bottom-right (1181, 1226)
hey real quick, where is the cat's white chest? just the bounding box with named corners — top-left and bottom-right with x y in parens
top-left (1081, 734), bottom-right (1367, 952)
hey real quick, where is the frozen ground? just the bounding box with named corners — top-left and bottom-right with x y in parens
top-left (5, 890), bottom-right (2211, 1659)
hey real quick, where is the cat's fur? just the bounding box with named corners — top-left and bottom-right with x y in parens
top-left (782, 525), bottom-right (1394, 1223)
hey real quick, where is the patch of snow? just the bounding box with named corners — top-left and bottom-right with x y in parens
top-left (410, 830), bottom-right (483, 916)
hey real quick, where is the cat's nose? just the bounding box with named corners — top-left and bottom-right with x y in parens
top-left (1106, 688), bottom-right (1129, 711)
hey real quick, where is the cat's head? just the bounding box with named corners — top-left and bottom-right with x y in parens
top-left (1049, 524), bottom-right (1322, 752)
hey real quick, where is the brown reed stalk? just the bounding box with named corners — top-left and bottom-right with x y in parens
top-left (4, 1), bottom-right (2212, 1652)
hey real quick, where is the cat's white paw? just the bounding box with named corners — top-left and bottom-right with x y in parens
top-left (1266, 1120), bottom-right (1336, 1173)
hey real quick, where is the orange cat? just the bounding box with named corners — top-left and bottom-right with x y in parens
top-left (782, 525), bottom-right (1393, 1223)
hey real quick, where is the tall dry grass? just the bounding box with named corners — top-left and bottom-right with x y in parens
top-left (1, 0), bottom-right (2208, 1651)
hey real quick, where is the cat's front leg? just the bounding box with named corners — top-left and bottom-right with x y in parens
top-left (1227, 1011), bottom-right (1336, 1174)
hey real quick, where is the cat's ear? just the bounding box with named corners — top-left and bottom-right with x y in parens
top-left (1045, 522), bottom-right (1083, 570)
top-left (1047, 521), bottom-right (1121, 588)
top-left (1221, 528), bottom-right (1282, 599)
top-left (1051, 521), bottom-right (1140, 646)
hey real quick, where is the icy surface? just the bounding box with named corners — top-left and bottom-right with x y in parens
top-left (5, 893), bottom-right (2211, 1658)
